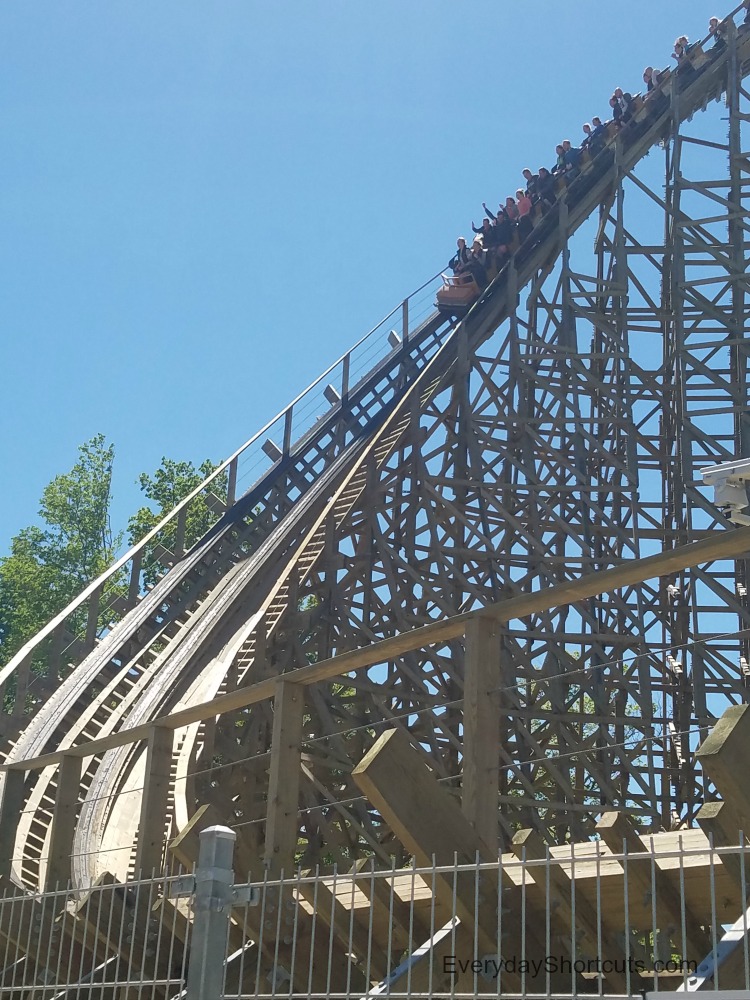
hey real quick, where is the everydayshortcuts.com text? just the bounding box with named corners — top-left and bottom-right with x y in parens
top-left (444, 955), bottom-right (699, 979)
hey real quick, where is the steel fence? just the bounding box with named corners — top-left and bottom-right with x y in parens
top-left (2, 825), bottom-right (750, 998)
top-left (0, 872), bottom-right (191, 998)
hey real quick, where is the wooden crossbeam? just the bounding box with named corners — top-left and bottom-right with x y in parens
top-left (697, 705), bottom-right (750, 834)
top-left (697, 801), bottom-right (749, 891)
top-left (8, 527), bottom-right (750, 775)
top-left (352, 727), bottom-right (563, 992)
top-left (596, 811), bottom-right (711, 957)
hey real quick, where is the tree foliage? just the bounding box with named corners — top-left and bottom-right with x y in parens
top-left (128, 457), bottom-right (225, 586)
top-left (0, 435), bottom-right (120, 670)
top-left (0, 442), bottom-right (228, 678)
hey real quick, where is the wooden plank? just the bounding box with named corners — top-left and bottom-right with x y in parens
top-left (8, 526), bottom-right (750, 774)
top-left (264, 680), bottom-right (304, 876)
top-left (462, 616), bottom-right (499, 851)
top-left (697, 705), bottom-right (750, 833)
top-left (0, 771), bottom-right (24, 880)
top-left (45, 754), bottom-right (82, 890)
top-left (134, 726), bottom-right (174, 876)
top-left (596, 811), bottom-right (711, 957)
top-left (511, 828), bottom-right (629, 994)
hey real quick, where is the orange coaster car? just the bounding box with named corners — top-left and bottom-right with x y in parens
top-left (436, 271), bottom-right (482, 315)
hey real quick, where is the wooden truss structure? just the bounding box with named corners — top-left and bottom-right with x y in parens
top-left (1, 533), bottom-right (750, 994)
top-left (0, 12), bottom-right (748, 963)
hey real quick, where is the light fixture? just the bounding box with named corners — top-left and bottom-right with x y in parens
top-left (701, 458), bottom-right (750, 525)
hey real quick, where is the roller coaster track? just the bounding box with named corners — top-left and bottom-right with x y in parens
top-left (2, 20), bottom-right (750, 891)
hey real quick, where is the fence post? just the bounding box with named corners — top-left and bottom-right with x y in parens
top-left (187, 825), bottom-right (236, 1000)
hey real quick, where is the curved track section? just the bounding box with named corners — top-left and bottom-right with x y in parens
top-left (4, 28), bottom-right (750, 889)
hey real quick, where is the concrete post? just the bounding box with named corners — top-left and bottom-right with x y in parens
top-left (186, 825), bottom-right (236, 1000)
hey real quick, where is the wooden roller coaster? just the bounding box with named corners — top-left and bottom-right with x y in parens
top-left (1, 9), bottom-right (750, 995)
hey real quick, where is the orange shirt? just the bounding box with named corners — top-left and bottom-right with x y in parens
top-left (517, 195), bottom-right (533, 217)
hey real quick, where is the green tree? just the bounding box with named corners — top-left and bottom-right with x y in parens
top-left (0, 434), bottom-right (121, 671)
top-left (128, 457), bottom-right (225, 586)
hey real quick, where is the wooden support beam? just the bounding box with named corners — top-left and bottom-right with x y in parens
top-left (352, 728), bottom-right (559, 992)
top-left (352, 728), bottom-right (496, 958)
top-left (0, 771), bottom-right (25, 880)
top-left (351, 857), bottom-right (426, 952)
top-left (596, 811), bottom-right (711, 957)
top-left (511, 828), bottom-right (630, 994)
top-left (353, 726), bottom-right (490, 857)
top-left (697, 705), bottom-right (750, 834)
top-left (45, 754), bottom-right (82, 890)
top-left (462, 616), bottom-right (499, 851)
top-left (697, 801), bottom-right (749, 891)
top-left (264, 680), bottom-right (304, 876)
top-left (134, 726), bottom-right (174, 876)
top-left (84, 584), bottom-right (101, 652)
top-left (297, 873), bottom-right (385, 978)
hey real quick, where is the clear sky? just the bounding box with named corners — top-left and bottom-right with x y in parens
top-left (0, 0), bottom-right (724, 553)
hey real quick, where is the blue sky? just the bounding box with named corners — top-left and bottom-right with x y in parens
top-left (0, 0), bottom-right (723, 552)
